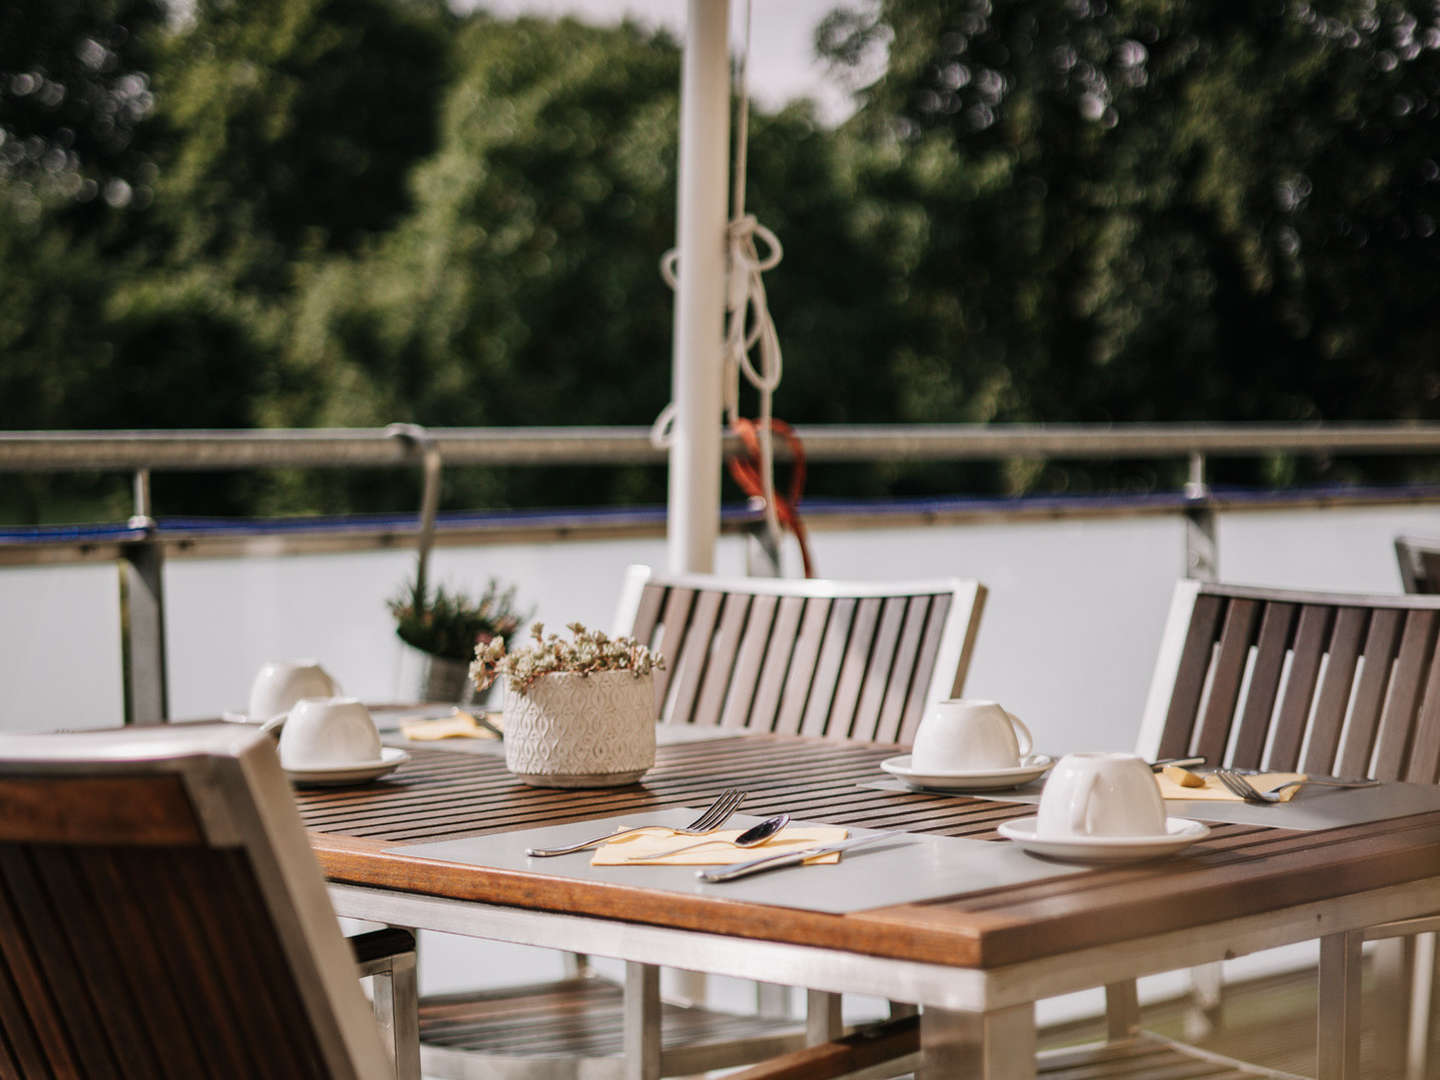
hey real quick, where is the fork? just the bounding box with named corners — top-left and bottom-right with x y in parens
top-left (525, 788), bottom-right (746, 856)
top-left (1214, 769), bottom-right (1378, 804)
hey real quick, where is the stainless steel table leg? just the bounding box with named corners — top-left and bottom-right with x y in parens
top-left (1104, 979), bottom-right (1140, 1040)
top-left (807, 989), bottom-right (844, 1043)
top-left (1370, 936), bottom-right (1414, 1079)
top-left (1319, 930), bottom-right (1363, 1080)
top-left (625, 961), bottom-right (661, 1080)
top-left (1407, 932), bottom-right (1436, 1080)
top-left (918, 1003), bottom-right (1036, 1080)
top-left (367, 954), bottom-right (419, 1080)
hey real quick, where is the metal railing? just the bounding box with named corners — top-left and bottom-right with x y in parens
top-left (4, 421), bottom-right (1440, 724)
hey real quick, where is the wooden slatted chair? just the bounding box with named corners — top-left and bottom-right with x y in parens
top-left (1396, 534), bottom-right (1440, 594)
top-left (415, 566), bottom-right (988, 1080)
top-left (618, 566), bottom-right (987, 740)
top-left (1132, 579), bottom-right (1440, 794)
top-left (1097, 578), bottom-right (1440, 1080)
top-left (727, 578), bottom-right (1403, 1080)
top-left (0, 723), bottom-right (419, 1080)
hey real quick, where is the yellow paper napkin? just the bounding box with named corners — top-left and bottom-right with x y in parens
top-left (1154, 769), bottom-right (1306, 802)
top-left (402, 710), bottom-right (502, 741)
top-left (590, 825), bottom-right (849, 866)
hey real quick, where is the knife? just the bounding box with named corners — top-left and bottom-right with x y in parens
top-left (696, 833), bottom-right (900, 883)
top-left (1150, 756), bottom-right (1205, 771)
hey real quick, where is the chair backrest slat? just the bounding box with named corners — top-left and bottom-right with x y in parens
top-left (0, 849), bottom-right (93, 1077)
top-left (614, 568), bottom-right (986, 743)
top-left (855, 597), bottom-right (909, 742)
top-left (749, 595), bottom-right (806, 731)
top-left (776, 598), bottom-right (832, 735)
top-left (1192, 598), bottom-right (1260, 767)
top-left (0, 727), bottom-right (393, 1080)
top-left (1155, 593), bottom-right (1225, 760)
top-left (875, 598), bottom-right (930, 744)
top-left (900, 594), bottom-right (954, 743)
top-left (694, 592), bottom-right (751, 727)
top-left (1303, 606), bottom-right (1370, 774)
top-left (721, 594), bottom-right (778, 729)
top-left (826, 597), bottom-right (884, 739)
top-left (1230, 602), bottom-right (1297, 769)
top-left (1380, 610), bottom-right (1438, 779)
top-left (668, 589), bottom-right (723, 728)
top-left (1337, 608), bottom-right (1405, 777)
top-left (87, 848), bottom-right (215, 1076)
top-left (1137, 582), bottom-right (1440, 784)
top-left (648, 586), bottom-right (695, 709)
top-left (800, 598), bottom-right (857, 738)
top-left (1405, 645), bottom-right (1440, 783)
top-left (1268, 604), bottom-right (1335, 771)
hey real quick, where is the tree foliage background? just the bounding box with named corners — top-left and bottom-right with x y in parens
top-left (3, 0), bottom-right (1439, 522)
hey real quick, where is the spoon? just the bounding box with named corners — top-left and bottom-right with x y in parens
top-left (626, 814), bottom-right (791, 862)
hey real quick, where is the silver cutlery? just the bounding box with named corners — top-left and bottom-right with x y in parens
top-left (1213, 769), bottom-right (1379, 804)
top-left (526, 788), bottom-right (746, 857)
top-left (1150, 756), bottom-right (1205, 771)
top-left (626, 813), bottom-right (791, 862)
top-left (696, 833), bottom-right (898, 883)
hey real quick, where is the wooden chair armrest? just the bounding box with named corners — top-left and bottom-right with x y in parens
top-left (1364, 913), bottom-right (1440, 941)
top-left (721, 1015), bottom-right (919, 1080)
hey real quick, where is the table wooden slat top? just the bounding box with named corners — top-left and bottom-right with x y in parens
top-left (299, 734), bottom-right (1440, 969)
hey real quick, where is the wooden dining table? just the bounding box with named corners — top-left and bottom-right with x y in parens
top-left (297, 731), bottom-right (1440, 1080)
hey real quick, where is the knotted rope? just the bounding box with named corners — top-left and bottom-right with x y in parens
top-left (651, 0), bottom-right (812, 575)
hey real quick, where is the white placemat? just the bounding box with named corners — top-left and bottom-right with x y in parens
top-left (857, 777), bottom-right (1440, 831)
top-left (391, 808), bottom-right (1091, 914)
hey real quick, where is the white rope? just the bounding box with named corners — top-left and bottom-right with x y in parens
top-left (652, 0), bottom-right (786, 547)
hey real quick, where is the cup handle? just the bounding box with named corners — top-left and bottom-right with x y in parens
top-left (1004, 711), bottom-right (1033, 759)
top-left (1070, 769), bottom-right (1098, 834)
top-left (258, 713), bottom-right (287, 738)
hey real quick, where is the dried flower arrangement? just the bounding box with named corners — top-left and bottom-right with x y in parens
top-left (388, 576), bottom-right (527, 663)
top-left (471, 621), bottom-right (664, 695)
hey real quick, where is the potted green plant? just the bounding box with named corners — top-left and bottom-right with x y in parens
top-left (472, 622), bottom-right (664, 787)
top-left (388, 576), bottom-right (527, 703)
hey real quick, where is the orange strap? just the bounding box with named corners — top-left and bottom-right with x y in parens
top-left (726, 418), bottom-right (815, 578)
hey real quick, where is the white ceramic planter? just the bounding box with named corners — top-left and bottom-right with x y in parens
top-left (503, 670), bottom-right (657, 787)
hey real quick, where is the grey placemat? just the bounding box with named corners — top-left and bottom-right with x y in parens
top-left (392, 808), bottom-right (1089, 914)
top-left (382, 720), bottom-right (743, 755)
top-left (858, 777), bottom-right (1440, 831)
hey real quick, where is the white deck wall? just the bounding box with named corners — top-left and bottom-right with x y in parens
top-left (4, 501), bottom-right (1440, 1023)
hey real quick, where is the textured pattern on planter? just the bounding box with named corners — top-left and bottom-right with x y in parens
top-left (504, 671), bottom-right (656, 787)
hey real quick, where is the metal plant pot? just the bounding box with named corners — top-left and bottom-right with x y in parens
top-left (399, 641), bottom-right (476, 704)
top-left (503, 670), bottom-right (656, 787)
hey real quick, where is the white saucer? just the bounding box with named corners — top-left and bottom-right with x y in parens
top-left (880, 754), bottom-right (1054, 791)
top-left (997, 816), bottom-right (1210, 864)
top-left (283, 747), bottom-right (410, 787)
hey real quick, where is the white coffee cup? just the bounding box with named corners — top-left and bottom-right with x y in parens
top-left (277, 697), bottom-right (383, 770)
top-left (247, 659), bottom-right (338, 725)
top-left (1037, 752), bottom-right (1167, 837)
top-left (911, 699), bottom-right (1033, 772)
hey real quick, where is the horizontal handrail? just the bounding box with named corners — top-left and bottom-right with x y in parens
top-left (3, 422), bottom-right (1440, 472)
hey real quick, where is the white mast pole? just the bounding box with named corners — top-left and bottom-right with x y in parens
top-left (668, 0), bottom-right (731, 573)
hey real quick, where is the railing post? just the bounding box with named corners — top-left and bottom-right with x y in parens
top-left (121, 468), bottom-right (168, 724)
top-left (744, 503), bottom-right (782, 578)
top-left (1183, 451), bottom-right (1218, 582)
top-left (387, 425), bottom-right (443, 599)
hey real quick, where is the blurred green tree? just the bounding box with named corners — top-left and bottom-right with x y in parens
top-left (0, 0), bottom-right (452, 521)
top-left (274, 16), bottom-right (685, 511)
top-left (821, 0), bottom-right (1440, 492)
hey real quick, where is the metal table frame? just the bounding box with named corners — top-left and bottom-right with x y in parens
top-left (327, 869), bottom-right (1439, 1079)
